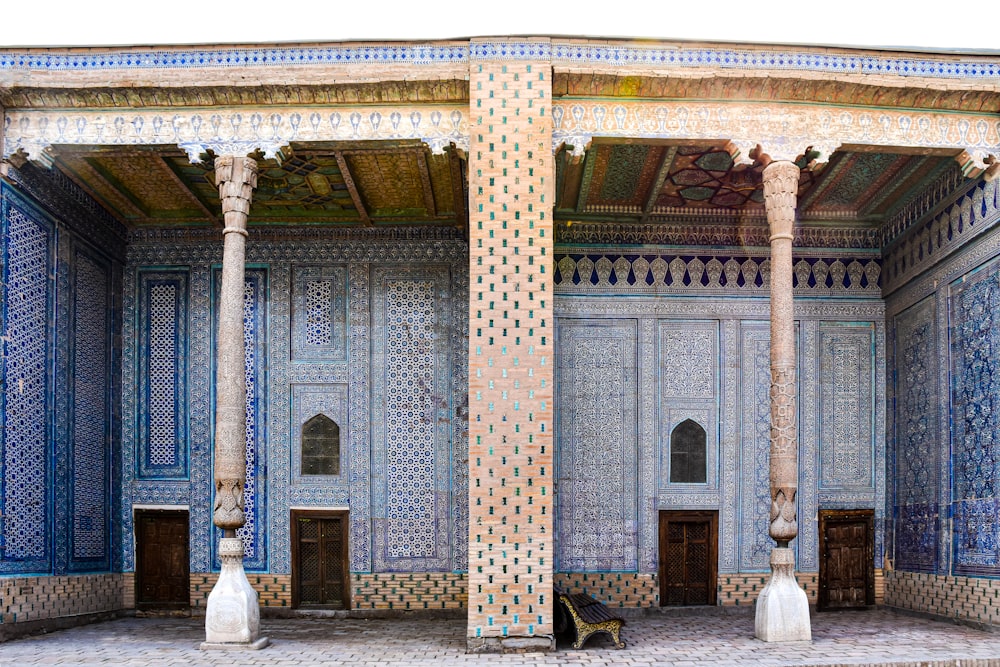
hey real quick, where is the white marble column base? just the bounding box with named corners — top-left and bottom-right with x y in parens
top-left (754, 547), bottom-right (811, 642)
top-left (201, 537), bottom-right (268, 649)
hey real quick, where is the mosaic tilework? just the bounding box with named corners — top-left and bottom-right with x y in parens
top-left (137, 271), bottom-right (188, 479)
top-left (554, 295), bottom-right (884, 580)
top-left (211, 269), bottom-right (267, 572)
top-left (884, 179), bottom-right (1000, 296)
top-left (372, 268), bottom-right (452, 569)
top-left (950, 258), bottom-right (1000, 577)
top-left (554, 252), bottom-right (881, 294)
top-left (291, 266), bottom-right (347, 361)
top-left (818, 324), bottom-right (875, 490)
top-left (740, 324), bottom-right (774, 572)
top-left (291, 384), bottom-right (348, 482)
top-left (1, 192), bottom-right (53, 572)
top-left (468, 48), bottom-right (555, 642)
top-left (892, 298), bottom-right (940, 572)
top-left (71, 252), bottom-right (110, 563)
top-left (0, 44), bottom-right (469, 70)
top-left (555, 321), bottom-right (637, 572)
top-left (3, 41), bottom-right (997, 82)
top-left (658, 321), bottom-right (719, 495)
top-left (123, 236), bottom-right (468, 579)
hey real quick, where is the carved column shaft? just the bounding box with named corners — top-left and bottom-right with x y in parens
top-left (762, 160), bottom-right (800, 546)
top-left (212, 155), bottom-right (258, 534)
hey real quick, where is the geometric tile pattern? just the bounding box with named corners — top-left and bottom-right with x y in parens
top-left (137, 271), bottom-right (188, 479)
top-left (1, 194), bottom-right (53, 570)
top-left (212, 269), bottom-right (267, 571)
top-left (556, 320), bottom-right (638, 571)
top-left (818, 324), bottom-right (874, 490)
top-left (291, 266), bottom-right (347, 361)
top-left (554, 252), bottom-right (881, 294)
top-left (5, 41), bottom-right (1000, 84)
top-left (892, 297), bottom-right (940, 572)
top-left (71, 252), bottom-right (110, 562)
top-left (371, 266), bottom-right (453, 571)
top-left (122, 234), bottom-right (467, 578)
top-left (553, 293), bottom-right (884, 577)
top-left (950, 259), bottom-right (1000, 576)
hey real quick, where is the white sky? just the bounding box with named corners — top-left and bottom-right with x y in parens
top-left (3, 0), bottom-right (997, 53)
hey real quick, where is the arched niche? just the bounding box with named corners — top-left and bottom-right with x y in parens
top-left (670, 418), bottom-right (707, 484)
top-left (301, 413), bottom-right (340, 476)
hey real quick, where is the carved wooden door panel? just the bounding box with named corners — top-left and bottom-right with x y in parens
top-left (659, 511), bottom-right (718, 606)
top-left (819, 509), bottom-right (874, 610)
top-left (135, 511), bottom-right (190, 609)
top-left (293, 512), bottom-right (349, 608)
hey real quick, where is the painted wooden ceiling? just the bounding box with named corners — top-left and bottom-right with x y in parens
top-left (51, 141), bottom-right (467, 229)
top-left (555, 140), bottom-right (958, 225)
top-left (49, 138), bottom-right (957, 233)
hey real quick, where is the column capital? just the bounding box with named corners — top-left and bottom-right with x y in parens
top-left (762, 160), bottom-right (800, 241)
top-left (215, 155), bottom-right (258, 236)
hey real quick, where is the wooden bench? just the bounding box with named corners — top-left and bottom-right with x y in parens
top-left (553, 586), bottom-right (626, 649)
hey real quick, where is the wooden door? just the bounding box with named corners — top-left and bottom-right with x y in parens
top-left (659, 511), bottom-right (717, 606)
top-left (819, 509), bottom-right (874, 610)
top-left (292, 511), bottom-right (349, 609)
top-left (135, 510), bottom-right (190, 609)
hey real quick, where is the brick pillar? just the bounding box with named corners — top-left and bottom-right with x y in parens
top-left (467, 39), bottom-right (554, 653)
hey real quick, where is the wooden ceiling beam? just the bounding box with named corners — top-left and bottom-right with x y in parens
top-left (447, 146), bottom-right (467, 237)
top-left (414, 148), bottom-right (437, 218)
top-left (640, 146), bottom-right (678, 223)
top-left (334, 151), bottom-right (371, 226)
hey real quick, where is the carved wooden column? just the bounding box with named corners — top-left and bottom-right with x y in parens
top-left (755, 159), bottom-right (811, 642)
top-left (202, 155), bottom-right (268, 650)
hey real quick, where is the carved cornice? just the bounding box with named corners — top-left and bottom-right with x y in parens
top-left (127, 224), bottom-right (465, 245)
top-left (554, 220), bottom-right (880, 249)
top-left (551, 100), bottom-right (999, 159)
top-left (0, 81), bottom-right (470, 110)
top-left (553, 74), bottom-right (1000, 114)
top-left (2, 105), bottom-right (471, 162)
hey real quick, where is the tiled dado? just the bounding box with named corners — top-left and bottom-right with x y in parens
top-left (1, 573), bottom-right (127, 624)
top-left (885, 570), bottom-right (1000, 627)
top-left (352, 573), bottom-right (468, 610)
top-left (189, 573), bottom-right (292, 611)
top-left (554, 573), bottom-right (658, 607)
top-left (555, 571), bottom-right (888, 608)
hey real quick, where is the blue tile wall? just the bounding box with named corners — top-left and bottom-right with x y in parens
top-left (892, 297), bottom-right (940, 572)
top-left (209, 268), bottom-right (268, 572)
top-left (1, 179), bottom-right (120, 576)
top-left (123, 235), bottom-right (468, 575)
top-left (553, 261), bottom-right (885, 576)
top-left (950, 259), bottom-right (1000, 576)
top-left (1, 187), bottom-right (55, 573)
top-left (136, 271), bottom-right (189, 480)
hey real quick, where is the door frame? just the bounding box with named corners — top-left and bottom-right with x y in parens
top-left (134, 508), bottom-right (190, 610)
top-left (290, 509), bottom-right (350, 609)
top-left (818, 508), bottom-right (875, 611)
top-left (658, 510), bottom-right (718, 606)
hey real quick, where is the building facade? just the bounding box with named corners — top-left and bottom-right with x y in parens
top-left (1, 37), bottom-right (999, 646)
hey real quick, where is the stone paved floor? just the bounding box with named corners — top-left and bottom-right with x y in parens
top-left (3, 609), bottom-right (1000, 667)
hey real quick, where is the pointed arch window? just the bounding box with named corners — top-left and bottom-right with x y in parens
top-left (301, 414), bottom-right (340, 476)
top-left (670, 419), bottom-right (707, 484)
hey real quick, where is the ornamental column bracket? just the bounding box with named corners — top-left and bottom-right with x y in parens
top-left (754, 158), bottom-right (811, 643)
top-left (202, 154), bottom-right (268, 651)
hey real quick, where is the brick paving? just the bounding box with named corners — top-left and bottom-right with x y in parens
top-left (3, 609), bottom-right (1000, 667)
